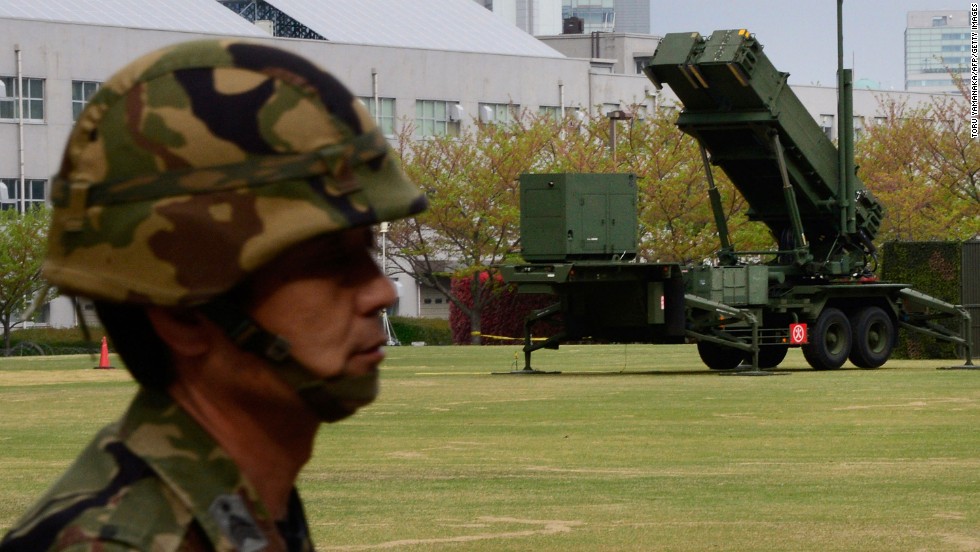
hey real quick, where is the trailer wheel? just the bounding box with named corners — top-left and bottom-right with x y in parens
top-left (848, 306), bottom-right (895, 369)
top-left (697, 341), bottom-right (743, 370)
top-left (757, 345), bottom-right (789, 368)
top-left (802, 308), bottom-right (852, 370)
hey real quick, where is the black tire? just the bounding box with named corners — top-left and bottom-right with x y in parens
top-left (848, 306), bottom-right (895, 369)
top-left (697, 341), bottom-right (743, 370)
top-left (756, 344), bottom-right (789, 369)
top-left (802, 308), bottom-right (852, 370)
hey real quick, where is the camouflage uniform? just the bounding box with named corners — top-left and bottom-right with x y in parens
top-left (1, 388), bottom-right (309, 551)
top-left (0, 39), bottom-right (426, 551)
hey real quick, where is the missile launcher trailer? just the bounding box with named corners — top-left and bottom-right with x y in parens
top-left (502, 174), bottom-right (688, 372)
top-left (500, 28), bottom-right (973, 373)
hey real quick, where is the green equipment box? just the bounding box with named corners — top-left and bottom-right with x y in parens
top-left (519, 173), bottom-right (637, 262)
top-left (688, 265), bottom-right (769, 306)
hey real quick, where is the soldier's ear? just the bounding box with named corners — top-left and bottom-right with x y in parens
top-left (145, 306), bottom-right (212, 357)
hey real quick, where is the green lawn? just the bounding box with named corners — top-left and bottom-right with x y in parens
top-left (1, 345), bottom-right (978, 551)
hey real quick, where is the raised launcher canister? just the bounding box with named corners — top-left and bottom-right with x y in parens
top-left (645, 29), bottom-right (883, 279)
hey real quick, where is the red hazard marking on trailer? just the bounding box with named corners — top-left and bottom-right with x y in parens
top-left (790, 323), bottom-right (808, 345)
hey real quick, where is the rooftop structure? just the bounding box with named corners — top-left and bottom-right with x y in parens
top-left (219, 0), bottom-right (564, 58)
top-left (0, 0), bottom-right (266, 35)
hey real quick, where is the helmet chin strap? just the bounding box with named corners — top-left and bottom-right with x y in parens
top-left (197, 298), bottom-right (377, 423)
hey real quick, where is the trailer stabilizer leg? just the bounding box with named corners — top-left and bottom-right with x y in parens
top-left (492, 304), bottom-right (563, 375)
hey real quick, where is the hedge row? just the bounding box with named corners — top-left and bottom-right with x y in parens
top-left (880, 241), bottom-right (962, 359)
top-left (2, 317), bottom-right (454, 357)
top-left (389, 316), bottom-right (453, 346)
top-left (3, 327), bottom-right (102, 356)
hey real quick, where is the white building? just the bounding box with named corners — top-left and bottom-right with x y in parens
top-left (0, 0), bottom-right (951, 325)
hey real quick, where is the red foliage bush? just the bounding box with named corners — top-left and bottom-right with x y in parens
top-left (449, 272), bottom-right (557, 345)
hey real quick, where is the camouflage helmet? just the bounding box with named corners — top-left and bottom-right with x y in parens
top-left (43, 39), bottom-right (427, 306)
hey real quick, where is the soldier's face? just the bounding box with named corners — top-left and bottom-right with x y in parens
top-left (246, 227), bottom-right (397, 417)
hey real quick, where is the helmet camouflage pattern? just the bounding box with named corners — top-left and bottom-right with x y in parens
top-left (44, 39), bottom-right (427, 306)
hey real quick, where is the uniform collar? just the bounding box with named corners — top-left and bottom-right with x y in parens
top-left (117, 387), bottom-right (283, 551)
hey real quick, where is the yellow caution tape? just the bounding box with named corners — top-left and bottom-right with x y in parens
top-left (470, 331), bottom-right (547, 342)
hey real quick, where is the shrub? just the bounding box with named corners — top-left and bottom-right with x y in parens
top-left (389, 316), bottom-right (453, 346)
top-left (5, 327), bottom-right (103, 356)
top-left (880, 241), bottom-right (961, 359)
top-left (449, 273), bottom-right (559, 345)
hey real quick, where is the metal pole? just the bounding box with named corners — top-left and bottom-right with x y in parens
top-left (379, 222), bottom-right (399, 346)
top-left (558, 81), bottom-right (565, 119)
top-left (609, 116), bottom-right (617, 164)
top-left (371, 68), bottom-right (380, 127)
top-left (16, 46), bottom-right (25, 213)
top-left (836, 0), bottom-right (852, 236)
top-left (699, 144), bottom-right (735, 265)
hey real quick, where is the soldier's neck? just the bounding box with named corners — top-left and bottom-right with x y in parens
top-left (167, 357), bottom-right (319, 519)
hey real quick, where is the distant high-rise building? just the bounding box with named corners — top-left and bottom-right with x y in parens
top-left (561, 0), bottom-right (649, 34)
top-left (608, 0), bottom-right (649, 34)
top-left (478, 0), bottom-right (650, 35)
top-left (477, 0), bottom-right (563, 36)
top-left (905, 10), bottom-right (970, 93)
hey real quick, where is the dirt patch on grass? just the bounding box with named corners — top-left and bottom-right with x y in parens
top-left (939, 533), bottom-right (980, 551)
top-left (0, 369), bottom-right (130, 387)
top-left (321, 517), bottom-right (583, 550)
top-left (835, 397), bottom-right (976, 411)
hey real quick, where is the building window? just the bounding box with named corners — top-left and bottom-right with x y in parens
top-left (820, 114), bottom-right (834, 139)
top-left (563, 1), bottom-right (615, 33)
top-left (415, 99), bottom-right (461, 137)
top-left (358, 96), bottom-right (396, 137)
top-left (0, 77), bottom-right (45, 121)
top-left (539, 105), bottom-right (562, 121)
top-left (632, 103), bottom-right (650, 120)
top-left (539, 106), bottom-right (584, 122)
top-left (852, 116), bottom-right (864, 140)
top-left (0, 178), bottom-right (47, 212)
top-left (602, 103), bottom-right (621, 117)
top-left (931, 16), bottom-right (949, 27)
top-left (478, 102), bottom-right (519, 124)
top-left (634, 56), bottom-right (652, 75)
top-left (72, 81), bottom-right (101, 121)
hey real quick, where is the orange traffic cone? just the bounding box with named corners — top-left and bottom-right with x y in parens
top-left (94, 336), bottom-right (114, 369)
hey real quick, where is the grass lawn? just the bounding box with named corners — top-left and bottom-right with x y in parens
top-left (1, 345), bottom-right (978, 551)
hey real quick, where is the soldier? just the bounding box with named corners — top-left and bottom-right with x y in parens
top-left (0, 39), bottom-right (427, 551)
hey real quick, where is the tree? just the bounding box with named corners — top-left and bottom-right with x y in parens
top-left (391, 114), bottom-right (560, 343)
top-left (545, 104), bottom-right (770, 264)
top-left (0, 207), bottom-right (52, 352)
top-left (856, 88), bottom-right (980, 244)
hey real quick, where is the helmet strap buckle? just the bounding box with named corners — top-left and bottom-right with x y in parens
top-left (64, 182), bottom-right (90, 232)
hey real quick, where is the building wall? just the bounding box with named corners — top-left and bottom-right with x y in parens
top-left (540, 32), bottom-right (658, 74)
top-left (793, 85), bottom-right (940, 140)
